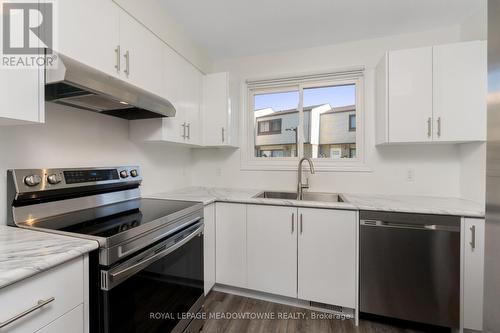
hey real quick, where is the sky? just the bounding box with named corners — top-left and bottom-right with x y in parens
top-left (254, 84), bottom-right (356, 111)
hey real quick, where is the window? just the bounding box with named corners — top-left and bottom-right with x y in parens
top-left (258, 119), bottom-right (282, 135)
top-left (244, 70), bottom-right (365, 170)
top-left (303, 84), bottom-right (357, 159)
top-left (349, 114), bottom-right (356, 131)
top-left (253, 90), bottom-right (299, 158)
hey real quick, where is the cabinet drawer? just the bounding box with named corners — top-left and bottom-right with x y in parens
top-left (35, 304), bottom-right (84, 333)
top-left (0, 257), bottom-right (84, 333)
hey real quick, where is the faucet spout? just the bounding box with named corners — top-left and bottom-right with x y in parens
top-left (297, 157), bottom-right (315, 200)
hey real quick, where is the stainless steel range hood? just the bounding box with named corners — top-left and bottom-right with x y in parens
top-left (45, 55), bottom-right (176, 120)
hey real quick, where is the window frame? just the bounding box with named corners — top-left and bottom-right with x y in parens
top-left (241, 73), bottom-right (368, 172)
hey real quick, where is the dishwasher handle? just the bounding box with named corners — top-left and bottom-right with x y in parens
top-left (360, 219), bottom-right (460, 232)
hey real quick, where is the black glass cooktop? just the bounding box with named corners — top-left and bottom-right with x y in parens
top-left (32, 198), bottom-right (200, 238)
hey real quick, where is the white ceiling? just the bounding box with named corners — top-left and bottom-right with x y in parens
top-left (157, 0), bottom-right (484, 59)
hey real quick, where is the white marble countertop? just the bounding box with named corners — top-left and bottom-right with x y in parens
top-left (342, 193), bottom-right (485, 218)
top-left (0, 226), bottom-right (98, 289)
top-left (148, 187), bottom-right (485, 217)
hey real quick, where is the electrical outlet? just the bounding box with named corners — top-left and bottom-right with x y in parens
top-left (406, 169), bottom-right (415, 182)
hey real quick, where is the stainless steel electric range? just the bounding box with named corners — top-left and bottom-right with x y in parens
top-left (7, 166), bottom-right (204, 333)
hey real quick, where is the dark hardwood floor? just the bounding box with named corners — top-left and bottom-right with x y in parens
top-left (201, 291), bottom-right (431, 333)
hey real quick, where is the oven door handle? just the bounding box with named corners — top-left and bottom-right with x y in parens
top-left (102, 222), bottom-right (203, 290)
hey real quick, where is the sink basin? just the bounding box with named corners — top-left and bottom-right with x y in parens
top-left (254, 191), bottom-right (346, 203)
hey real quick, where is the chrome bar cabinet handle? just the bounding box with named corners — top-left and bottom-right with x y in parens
top-left (0, 297), bottom-right (55, 328)
top-left (181, 123), bottom-right (187, 139)
top-left (291, 213), bottom-right (294, 233)
top-left (427, 117), bottom-right (432, 138)
top-left (437, 117), bottom-right (442, 137)
top-left (470, 225), bottom-right (476, 250)
top-left (221, 127), bottom-right (225, 143)
top-left (123, 50), bottom-right (130, 77)
top-left (114, 45), bottom-right (121, 73)
top-left (300, 214), bottom-right (303, 234)
top-left (187, 123), bottom-right (191, 140)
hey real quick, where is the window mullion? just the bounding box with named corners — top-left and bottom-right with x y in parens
top-left (297, 86), bottom-right (305, 159)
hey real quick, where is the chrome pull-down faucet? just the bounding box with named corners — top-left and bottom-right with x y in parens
top-left (297, 157), bottom-right (315, 200)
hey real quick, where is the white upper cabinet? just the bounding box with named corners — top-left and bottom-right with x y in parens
top-left (0, 58), bottom-right (44, 125)
top-left (56, 0), bottom-right (163, 96)
top-left (0, 0), bottom-right (45, 125)
top-left (247, 205), bottom-right (297, 298)
top-left (386, 47), bottom-right (433, 143)
top-left (129, 45), bottom-right (202, 146)
top-left (297, 208), bottom-right (357, 308)
top-left (202, 72), bottom-right (238, 147)
top-left (433, 41), bottom-right (487, 142)
top-left (376, 41), bottom-right (487, 144)
top-left (56, 0), bottom-right (120, 78)
top-left (118, 10), bottom-right (163, 95)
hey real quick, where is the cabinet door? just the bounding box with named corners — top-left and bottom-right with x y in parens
top-left (463, 218), bottom-right (485, 331)
top-left (433, 41), bottom-right (487, 142)
top-left (0, 62), bottom-right (44, 125)
top-left (161, 44), bottom-right (187, 143)
top-left (388, 47), bottom-right (433, 143)
top-left (247, 205), bottom-right (297, 298)
top-left (35, 304), bottom-right (84, 333)
top-left (119, 10), bottom-right (163, 95)
top-left (215, 203), bottom-right (247, 288)
top-left (184, 64), bottom-right (202, 145)
top-left (202, 72), bottom-right (229, 146)
top-left (204, 204), bottom-right (216, 295)
top-left (298, 208), bottom-right (357, 308)
top-left (57, 0), bottom-right (119, 77)
top-left (0, 7), bottom-right (44, 125)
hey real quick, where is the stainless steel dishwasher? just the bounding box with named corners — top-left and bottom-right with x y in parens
top-left (359, 211), bottom-right (460, 329)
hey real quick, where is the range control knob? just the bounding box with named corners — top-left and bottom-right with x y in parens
top-left (130, 169), bottom-right (138, 178)
top-left (47, 174), bottom-right (62, 185)
top-left (24, 175), bottom-right (42, 187)
top-left (120, 170), bottom-right (129, 178)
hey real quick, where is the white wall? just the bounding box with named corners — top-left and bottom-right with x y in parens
top-left (0, 104), bottom-right (192, 225)
top-left (192, 26), bottom-right (469, 198)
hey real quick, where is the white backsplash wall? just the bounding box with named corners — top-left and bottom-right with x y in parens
top-left (0, 103), bottom-right (192, 225)
top-left (191, 26), bottom-right (468, 198)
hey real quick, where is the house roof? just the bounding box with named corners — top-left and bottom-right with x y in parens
top-left (255, 104), bottom-right (355, 119)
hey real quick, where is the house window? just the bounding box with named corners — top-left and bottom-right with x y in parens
top-left (245, 70), bottom-right (364, 170)
top-left (349, 114), bottom-right (356, 131)
top-left (258, 119), bottom-right (282, 135)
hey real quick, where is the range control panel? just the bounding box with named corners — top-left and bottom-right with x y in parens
top-left (64, 169), bottom-right (120, 184)
top-left (10, 166), bottom-right (142, 193)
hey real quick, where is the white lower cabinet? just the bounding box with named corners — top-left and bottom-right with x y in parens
top-left (35, 304), bottom-right (84, 333)
top-left (204, 203), bottom-right (216, 295)
top-left (297, 208), bottom-right (357, 308)
top-left (0, 256), bottom-right (87, 333)
top-left (215, 203), bottom-right (357, 309)
top-left (215, 203), bottom-right (247, 288)
top-left (462, 218), bottom-right (485, 331)
top-left (247, 205), bottom-right (297, 297)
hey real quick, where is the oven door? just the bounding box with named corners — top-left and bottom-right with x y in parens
top-left (99, 220), bottom-right (204, 333)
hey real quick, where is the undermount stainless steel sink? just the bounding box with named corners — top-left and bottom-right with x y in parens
top-left (254, 191), bottom-right (346, 203)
